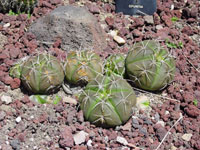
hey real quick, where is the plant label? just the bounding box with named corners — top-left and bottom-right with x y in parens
top-left (115, 0), bottom-right (157, 16)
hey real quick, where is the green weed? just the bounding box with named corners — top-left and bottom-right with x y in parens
top-left (193, 99), bottom-right (198, 106)
top-left (171, 16), bottom-right (179, 23)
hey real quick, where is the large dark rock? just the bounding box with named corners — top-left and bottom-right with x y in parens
top-left (28, 5), bottom-right (107, 51)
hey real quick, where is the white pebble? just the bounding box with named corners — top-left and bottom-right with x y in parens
top-left (156, 120), bottom-right (165, 127)
top-left (73, 131), bottom-right (89, 145)
top-left (3, 23), bottom-right (10, 28)
top-left (87, 139), bottom-right (92, 147)
top-left (113, 35), bottom-right (126, 45)
top-left (156, 25), bottom-right (163, 30)
top-left (16, 116), bottom-right (21, 123)
top-left (116, 136), bottom-right (128, 145)
top-left (1, 95), bottom-right (12, 104)
top-left (182, 133), bottom-right (192, 141)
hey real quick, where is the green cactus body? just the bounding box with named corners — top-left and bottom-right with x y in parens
top-left (65, 50), bottom-right (103, 85)
top-left (21, 54), bottom-right (64, 94)
top-left (9, 63), bottom-right (23, 78)
top-left (0, 0), bottom-right (37, 14)
top-left (125, 40), bottom-right (176, 91)
top-left (104, 53), bottom-right (126, 77)
top-left (79, 74), bottom-right (136, 127)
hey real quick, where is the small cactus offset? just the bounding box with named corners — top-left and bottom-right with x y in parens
top-left (0, 0), bottom-right (37, 14)
top-left (9, 56), bottom-right (29, 78)
top-left (65, 50), bottom-right (103, 85)
top-left (125, 40), bottom-right (176, 91)
top-left (104, 53), bottom-right (126, 77)
top-left (20, 53), bottom-right (64, 94)
top-left (79, 74), bottom-right (136, 127)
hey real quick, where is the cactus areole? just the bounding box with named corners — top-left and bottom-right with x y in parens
top-left (21, 54), bottom-right (64, 94)
top-left (79, 74), bottom-right (136, 128)
top-left (65, 50), bottom-right (103, 85)
top-left (125, 40), bottom-right (176, 91)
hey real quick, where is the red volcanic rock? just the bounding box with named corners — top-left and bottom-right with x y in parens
top-left (0, 53), bottom-right (8, 59)
top-left (184, 104), bottom-right (200, 117)
top-left (10, 78), bottom-right (21, 89)
top-left (161, 15), bottom-right (173, 27)
top-left (3, 75), bottom-right (13, 85)
top-left (50, 0), bottom-right (62, 5)
top-left (59, 126), bottom-right (74, 148)
top-left (105, 16), bottom-right (114, 27)
top-left (38, 113), bottom-right (48, 123)
top-left (17, 132), bottom-right (27, 142)
top-left (181, 26), bottom-right (195, 36)
top-left (9, 47), bottom-right (20, 59)
top-left (133, 29), bottom-right (143, 37)
top-left (134, 18), bottom-right (144, 27)
top-left (155, 125), bottom-right (167, 142)
top-left (88, 4), bottom-right (100, 14)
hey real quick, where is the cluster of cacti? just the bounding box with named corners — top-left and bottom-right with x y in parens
top-left (0, 0), bottom-right (37, 14)
top-left (79, 74), bottom-right (136, 127)
top-left (104, 53), bottom-right (126, 77)
top-left (125, 40), bottom-right (176, 91)
top-left (65, 50), bottom-right (103, 86)
top-left (8, 39), bottom-right (176, 128)
top-left (10, 53), bottom-right (64, 94)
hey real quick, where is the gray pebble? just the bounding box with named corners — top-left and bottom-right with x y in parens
top-left (143, 119), bottom-right (153, 125)
top-left (10, 140), bottom-right (20, 150)
top-left (0, 111), bottom-right (6, 121)
top-left (154, 112), bottom-right (160, 122)
top-left (139, 127), bottom-right (148, 136)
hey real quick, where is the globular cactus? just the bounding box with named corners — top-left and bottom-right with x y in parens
top-left (65, 50), bottom-right (103, 85)
top-left (104, 53), bottom-right (126, 77)
top-left (125, 40), bottom-right (176, 91)
top-left (20, 53), bottom-right (64, 94)
top-left (79, 74), bottom-right (136, 127)
top-left (0, 0), bottom-right (37, 14)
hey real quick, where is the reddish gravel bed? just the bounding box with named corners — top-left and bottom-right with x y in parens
top-left (0, 0), bottom-right (200, 150)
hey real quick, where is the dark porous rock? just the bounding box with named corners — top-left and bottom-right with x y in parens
top-left (28, 5), bottom-right (107, 52)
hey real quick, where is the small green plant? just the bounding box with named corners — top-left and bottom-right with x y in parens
top-left (79, 74), bottom-right (136, 128)
top-left (104, 53), bottom-right (126, 77)
top-left (8, 9), bottom-right (31, 19)
top-left (30, 95), bottom-right (61, 104)
top-left (65, 50), bottom-right (103, 86)
top-left (171, 16), bottom-right (179, 23)
top-left (165, 39), bottom-right (183, 49)
top-left (125, 40), bottom-right (176, 91)
top-left (142, 101), bottom-right (150, 107)
top-left (193, 99), bottom-right (198, 106)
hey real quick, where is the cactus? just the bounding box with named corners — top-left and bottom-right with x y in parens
top-left (0, 0), bottom-right (37, 14)
top-left (104, 53), bottom-right (126, 77)
top-left (65, 50), bottom-right (103, 85)
top-left (9, 57), bottom-right (29, 78)
top-left (79, 74), bottom-right (136, 127)
top-left (21, 53), bottom-right (64, 94)
top-left (125, 40), bottom-right (176, 91)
